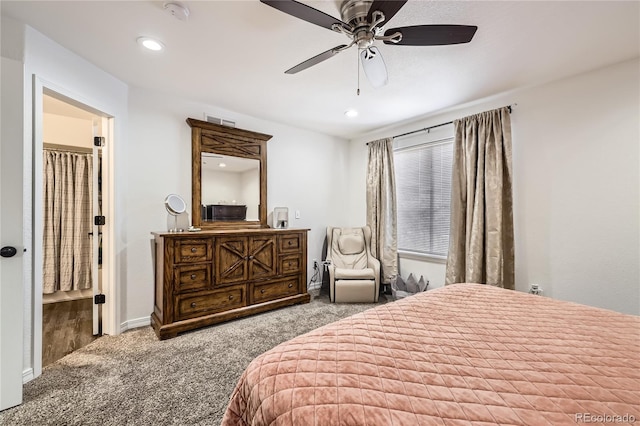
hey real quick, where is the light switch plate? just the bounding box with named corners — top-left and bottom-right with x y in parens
top-left (295, 210), bottom-right (300, 219)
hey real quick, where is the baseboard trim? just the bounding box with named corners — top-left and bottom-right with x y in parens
top-left (120, 316), bottom-right (151, 333)
top-left (23, 368), bottom-right (34, 384)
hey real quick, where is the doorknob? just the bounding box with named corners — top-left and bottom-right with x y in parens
top-left (0, 246), bottom-right (17, 258)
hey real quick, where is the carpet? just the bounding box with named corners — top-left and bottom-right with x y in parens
top-left (0, 292), bottom-right (387, 425)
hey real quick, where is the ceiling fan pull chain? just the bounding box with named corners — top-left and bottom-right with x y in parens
top-left (357, 48), bottom-right (361, 96)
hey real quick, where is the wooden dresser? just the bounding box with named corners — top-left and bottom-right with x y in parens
top-left (151, 228), bottom-right (310, 339)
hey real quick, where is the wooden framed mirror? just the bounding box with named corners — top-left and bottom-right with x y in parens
top-left (187, 118), bottom-right (271, 229)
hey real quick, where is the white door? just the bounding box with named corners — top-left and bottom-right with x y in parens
top-left (0, 57), bottom-right (24, 411)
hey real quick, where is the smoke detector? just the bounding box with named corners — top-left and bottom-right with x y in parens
top-left (164, 2), bottom-right (189, 21)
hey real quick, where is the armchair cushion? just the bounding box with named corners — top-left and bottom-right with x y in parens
top-left (334, 267), bottom-right (375, 280)
top-left (338, 234), bottom-right (364, 255)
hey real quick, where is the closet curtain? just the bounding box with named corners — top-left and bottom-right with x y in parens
top-left (43, 150), bottom-right (93, 294)
top-left (445, 107), bottom-right (515, 289)
top-left (366, 138), bottom-right (398, 284)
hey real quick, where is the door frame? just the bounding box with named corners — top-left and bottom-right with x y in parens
top-left (31, 75), bottom-right (117, 379)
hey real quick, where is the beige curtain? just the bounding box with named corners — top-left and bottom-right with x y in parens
top-left (445, 107), bottom-right (515, 289)
top-left (366, 138), bottom-right (398, 284)
top-left (43, 150), bottom-right (93, 294)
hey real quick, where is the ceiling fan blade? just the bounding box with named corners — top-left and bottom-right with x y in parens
top-left (384, 24), bottom-right (477, 46)
top-left (260, 0), bottom-right (347, 31)
top-left (360, 46), bottom-right (388, 88)
top-left (285, 45), bottom-right (349, 74)
top-left (367, 0), bottom-right (408, 24)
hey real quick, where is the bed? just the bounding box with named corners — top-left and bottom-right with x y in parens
top-left (222, 283), bottom-right (639, 425)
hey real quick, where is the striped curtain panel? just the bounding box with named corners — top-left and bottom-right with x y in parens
top-left (43, 150), bottom-right (93, 294)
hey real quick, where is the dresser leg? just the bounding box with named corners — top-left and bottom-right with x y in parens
top-left (159, 330), bottom-right (178, 340)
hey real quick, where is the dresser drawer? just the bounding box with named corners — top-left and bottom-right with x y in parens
top-left (279, 254), bottom-right (301, 275)
top-left (174, 238), bottom-right (213, 264)
top-left (253, 278), bottom-right (298, 304)
top-left (278, 234), bottom-right (301, 253)
top-left (176, 286), bottom-right (245, 321)
top-left (175, 264), bottom-right (212, 293)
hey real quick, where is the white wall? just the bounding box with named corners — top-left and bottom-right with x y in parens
top-left (349, 59), bottom-right (640, 315)
top-left (125, 87), bottom-right (350, 323)
top-left (201, 169), bottom-right (243, 205)
top-left (241, 168), bottom-right (260, 221)
top-left (43, 114), bottom-right (93, 148)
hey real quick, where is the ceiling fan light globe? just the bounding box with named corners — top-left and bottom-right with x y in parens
top-left (360, 46), bottom-right (388, 88)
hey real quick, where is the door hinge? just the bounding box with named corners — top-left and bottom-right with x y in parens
top-left (94, 294), bottom-right (106, 304)
top-left (94, 216), bottom-right (106, 226)
top-left (94, 136), bottom-right (105, 147)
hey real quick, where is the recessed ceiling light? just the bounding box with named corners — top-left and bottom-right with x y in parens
top-left (137, 37), bottom-right (164, 52)
top-left (344, 109), bottom-right (358, 118)
top-left (219, 163), bottom-right (227, 168)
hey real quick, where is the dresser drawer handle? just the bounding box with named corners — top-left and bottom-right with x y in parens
top-left (229, 295), bottom-right (234, 300)
top-left (288, 283), bottom-right (293, 288)
top-left (260, 289), bottom-right (265, 294)
top-left (191, 247), bottom-right (197, 253)
top-left (288, 262), bottom-right (292, 267)
top-left (288, 241), bottom-right (292, 246)
top-left (190, 302), bottom-right (196, 308)
top-left (190, 274), bottom-right (197, 280)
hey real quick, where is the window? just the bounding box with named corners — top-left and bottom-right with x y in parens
top-left (394, 138), bottom-right (454, 258)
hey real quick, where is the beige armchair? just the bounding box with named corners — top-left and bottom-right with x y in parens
top-left (326, 226), bottom-right (380, 303)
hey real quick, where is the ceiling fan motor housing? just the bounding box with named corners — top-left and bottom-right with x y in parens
top-left (340, 0), bottom-right (376, 48)
top-left (340, 0), bottom-right (372, 25)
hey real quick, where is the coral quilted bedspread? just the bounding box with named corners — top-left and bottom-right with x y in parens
top-left (222, 283), bottom-right (639, 425)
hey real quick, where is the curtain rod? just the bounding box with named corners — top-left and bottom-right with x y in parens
top-left (368, 104), bottom-right (515, 143)
top-left (43, 143), bottom-right (93, 154)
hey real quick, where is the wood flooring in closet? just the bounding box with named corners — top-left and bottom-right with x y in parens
top-left (42, 298), bottom-right (96, 367)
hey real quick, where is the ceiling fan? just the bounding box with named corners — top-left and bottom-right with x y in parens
top-left (260, 0), bottom-right (477, 88)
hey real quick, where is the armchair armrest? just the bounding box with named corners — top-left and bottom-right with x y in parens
top-left (367, 256), bottom-right (381, 281)
top-left (367, 256), bottom-right (381, 301)
top-left (327, 263), bottom-right (336, 302)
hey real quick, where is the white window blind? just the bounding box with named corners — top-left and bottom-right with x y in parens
top-left (394, 138), bottom-right (454, 257)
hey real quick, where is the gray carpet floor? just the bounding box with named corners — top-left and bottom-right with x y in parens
top-left (0, 292), bottom-right (387, 426)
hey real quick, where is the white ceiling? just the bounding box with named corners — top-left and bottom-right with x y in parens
top-left (2, 1), bottom-right (638, 139)
top-left (202, 153), bottom-right (259, 173)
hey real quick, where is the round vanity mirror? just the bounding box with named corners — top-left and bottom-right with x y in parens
top-left (165, 194), bottom-right (188, 232)
top-left (165, 194), bottom-right (186, 215)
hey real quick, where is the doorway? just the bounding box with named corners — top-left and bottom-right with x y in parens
top-left (36, 89), bottom-right (112, 369)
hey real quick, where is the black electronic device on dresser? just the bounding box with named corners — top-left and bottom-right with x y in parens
top-left (202, 204), bottom-right (247, 221)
